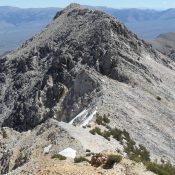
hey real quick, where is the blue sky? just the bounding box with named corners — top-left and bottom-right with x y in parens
top-left (0, 0), bottom-right (174, 9)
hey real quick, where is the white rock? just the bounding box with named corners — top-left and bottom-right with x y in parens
top-left (43, 144), bottom-right (52, 154)
top-left (58, 147), bottom-right (77, 159)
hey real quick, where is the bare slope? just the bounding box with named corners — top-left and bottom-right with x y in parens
top-left (0, 3), bottom-right (175, 166)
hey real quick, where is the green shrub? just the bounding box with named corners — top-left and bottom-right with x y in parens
top-left (103, 114), bottom-right (110, 124)
top-left (89, 129), bottom-right (96, 135)
top-left (86, 149), bottom-right (91, 152)
top-left (106, 125), bottom-right (112, 130)
top-left (96, 113), bottom-right (110, 125)
top-left (74, 156), bottom-right (89, 163)
top-left (89, 127), bottom-right (102, 135)
top-left (125, 141), bottom-right (150, 163)
top-left (101, 130), bottom-right (111, 141)
top-left (87, 124), bottom-right (91, 128)
top-left (89, 127), bottom-right (111, 141)
top-left (110, 128), bottom-right (123, 141)
top-left (137, 144), bottom-right (150, 162)
top-left (96, 113), bottom-right (103, 125)
top-left (146, 162), bottom-right (173, 175)
top-left (123, 129), bottom-right (130, 140)
top-left (51, 154), bottom-right (66, 160)
top-left (124, 139), bottom-right (136, 154)
top-left (103, 154), bottom-right (122, 169)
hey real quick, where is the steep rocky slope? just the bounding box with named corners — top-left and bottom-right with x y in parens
top-left (0, 3), bottom-right (175, 173)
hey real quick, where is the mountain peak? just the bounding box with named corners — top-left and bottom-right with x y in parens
top-left (1, 3), bottom-right (161, 131)
top-left (65, 3), bottom-right (81, 10)
top-left (1, 4), bottom-right (175, 167)
top-left (53, 3), bottom-right (82, 19)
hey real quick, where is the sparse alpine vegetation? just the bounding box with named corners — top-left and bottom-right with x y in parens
top-left (74, 156), bottom-right (90, 163)
top-left (95, 113), bottom-right (110, 126)
top-left (103, 154), bottom-right (122, 169)
top-left (90, 113), bottom-right (175, 175)
top-left (51, 154), bottom-right (67, 160)
top-left (146, 161), bottom-right (175, 175)
top-left (90, 125), bottom-right (150, 163)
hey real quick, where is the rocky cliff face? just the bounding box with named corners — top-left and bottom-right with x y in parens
top-left (0, 3), bottom-right (175, 172)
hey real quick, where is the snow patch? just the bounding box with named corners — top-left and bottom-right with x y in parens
top-left (58, 148), bottom-right (77, 159)
top-left (81, 110), bottom-right (97, 127)
top-left (69, 108), bottom-right (97, 127)
top-left (69, 109), bottom-right (88, 125)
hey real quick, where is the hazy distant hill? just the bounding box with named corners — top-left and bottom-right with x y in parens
top-left (151, 32), bottom-right (175, 60)
top-left (1, 6), bottom-right (175, 55)
top-left (100, 7), bottom-right (175, 39)
top-left (0, 6), bottom-right (59, 55)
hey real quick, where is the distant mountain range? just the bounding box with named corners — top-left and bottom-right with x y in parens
top-left (0, 6), bottom-right (59, 55)
top-left (100, 7), bottom-right (175, 39)
top-left (1, 6), bottom-right (175, 55)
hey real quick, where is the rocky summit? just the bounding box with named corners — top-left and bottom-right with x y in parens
top-left (0, 3), bottom-right (175, 174)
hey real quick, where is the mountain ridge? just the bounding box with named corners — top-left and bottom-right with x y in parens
top-left (1, 6), bottom-right (175, 55)
top-left (0, 4), bottom-right (175, 173)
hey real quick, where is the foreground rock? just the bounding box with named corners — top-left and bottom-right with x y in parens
top-left (6, 154), bottom-right (155, 175)
top-left (0, 3), bottom-right (175, 171)
top-left (1, 119), bottom-right (154, 175)
top-left (0, 119), bottom-right (120, 174)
